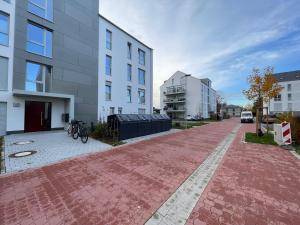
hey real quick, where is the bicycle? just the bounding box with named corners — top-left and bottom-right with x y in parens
top-left (65, 120), bottom-right (77, 136)
top-left (72, 120), bottom-right (89, 143)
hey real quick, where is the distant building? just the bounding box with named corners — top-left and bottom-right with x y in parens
top-left (224, 105), bottom-right (242, 117)
top-left (264, 70), bottom-right (300, 117)
top-left (160, 71), bottom-right (216, 120)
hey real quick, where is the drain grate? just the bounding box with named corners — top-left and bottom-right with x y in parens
top-left (12, 140), bottom-right (34, 145)
top-left (9, 150), bottom-right (37, 158)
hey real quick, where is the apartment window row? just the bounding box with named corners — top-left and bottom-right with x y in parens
top-left (0, 11), bottom-right (9, 46)
top-left (108, 107), bottom-right (145, 115)
top-left (105, 30), bottom-right (146, 66)
top-left (105, 56), bottom-right (145, 85)
top-left (274, 93), bottom-right (293, 102)
top-left (105, 82), bottom-right (145, 104)
top-left (28, 0), bottom-right (53, 22)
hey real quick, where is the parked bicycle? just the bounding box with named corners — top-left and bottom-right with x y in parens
top-left (64, 120), bottom-right (77, 136)
top-left (72, 120), bottom-right (89, 143)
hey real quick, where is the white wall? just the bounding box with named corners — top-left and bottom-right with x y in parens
top-left (266, 80), bottom-right (300, 113)
top-left (98, 17), bottom-right (153, 121)
top-left (160, 71), bottom-right (217, 119)
top-left (0, 0), bottom-right (15, 133)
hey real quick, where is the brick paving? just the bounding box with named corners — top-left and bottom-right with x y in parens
top-left (186, 123), bottom-right (300, 225)
top-left (0, 119), bottom-right (237, 225)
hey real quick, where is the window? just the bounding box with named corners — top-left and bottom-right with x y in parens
top-left (138, 89), bottom-right (145, 104)
top-left (105, 55), bottom-right (112, 75)
top-left (288, 103), bottom-right (292, 111)
top-left (138, 69), bottom-right (145, 85)
top-left (127, 86), bottom-right (132, 103)
top-left (288, 93), bottom-right (292, 101)
top-left (118, 107), bottom-right (122, 114)
top-left (27, 23), bottom-right (52, 57)
top-left (25, 61), bottom-right (52, 92)
top-left (287, 84), bottom-right (292, 91)
top-left (127, 42), bottom-right (132, 59)
top-left (0, 12), bottom-right (9, 46)
top-left (28, 0), bottom-right (53, 21)
top-left (138, 108), bottom-right (146, 114)
top-left (172, 79), bottom-right (174, 85)
top-left (105, 81), bottom-right (111, 101)
top-left (127, 64), bottom-right (132, 81)
top-left (109, 107), bottom-right (115, 115)
top-left (106, 29), bottom-right (112, 50)
top-left (0, 57), bottom-right (8, 90)
top-left (138, 48), bottom-right (145, 65)
top-left (274, 94), bottom-right (281, 102)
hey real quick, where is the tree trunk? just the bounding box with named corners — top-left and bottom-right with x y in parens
top-left (256, 108), bottom-right (259, 135)
top-left (266, 106), bottom-right (269, 134)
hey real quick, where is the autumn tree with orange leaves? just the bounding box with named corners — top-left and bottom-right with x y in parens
top-left (243, 67), bottom-right (283, 135)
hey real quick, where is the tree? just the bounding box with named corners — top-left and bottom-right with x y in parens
top-left (243, 67), bottom-right (283, 135)
top-left (262, 67), bottom-right (283, 133)
top-left (243, 103), bottom-right (253, 111)
top-left (243, 68), bottom-right (264, 135)
top-left (216, 94), bottom-right (225, 113)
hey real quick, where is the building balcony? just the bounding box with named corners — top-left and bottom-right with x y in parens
top-left (163, 97), bottom-right (186, 103)
top-left (164, 85), bottom-right (185, 95)
top-left (165, 107), bottom-right (186, 112)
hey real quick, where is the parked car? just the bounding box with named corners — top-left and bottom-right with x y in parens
top-left (262, 115), bottom-right (277, 124)
top-left (241, 111), bottom-right (254, 123)
top-left (185, 115), bottom-right (196, 121)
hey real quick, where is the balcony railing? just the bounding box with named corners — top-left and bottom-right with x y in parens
top-left (163, 97), bottom-right (186, 103)
top-left (165, 107), bottom-right (186, 112)
top-left (164, 85), bottom-right (185, 95)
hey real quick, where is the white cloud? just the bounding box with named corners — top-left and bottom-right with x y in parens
top-left (100, 0), bottom-right (300, 107)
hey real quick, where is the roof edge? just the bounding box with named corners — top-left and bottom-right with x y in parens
top-left (99, 14), bottom-right (153, 50)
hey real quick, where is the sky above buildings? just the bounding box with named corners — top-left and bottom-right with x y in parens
top-left (100, 0), bottom-right (300, 108)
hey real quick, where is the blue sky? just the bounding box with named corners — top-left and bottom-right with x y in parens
top-left (100, 0), bottom-right (300, 107)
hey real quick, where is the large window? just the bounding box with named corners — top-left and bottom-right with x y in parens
top-left (25, 61), bottom-right (52, 92)
top-left (138, 88), bottom-right (145, 104)
top-left (287, 84), bottom-right (292, 91)
top-left (105, 81), bottom-right (111, 101)
top-left (105, 55), bottom-right (112, 75)
top-left (288, 93), bottom-right (292, 101)
top-left (27, 23), bottom-right (52, 57)
top-left (127, 64), bottom-right (132, 81)
top-left (127, 42), bottom-right (132, 59)
top-left (28, 0), bottom-right (53, 21)
top-left (0, 12), bottom-right (9, 46)
top-left (138, 48), bottom-right (145, 65)
top-left (0, 57), bottom-right (8, 90)
top-left (127, 86), bottom-right (132, 103)
top-left (138, 69), bottom-right (145, 85)
top-left (106, 29), bottom-right (112, 50)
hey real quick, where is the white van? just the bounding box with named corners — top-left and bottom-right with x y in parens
top-left (241, 111), bottom-right (254, 123)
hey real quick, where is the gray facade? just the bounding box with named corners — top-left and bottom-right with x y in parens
top-left (13, 0), bottom-right (99, 124)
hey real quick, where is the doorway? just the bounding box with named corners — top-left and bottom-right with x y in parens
top-left (25, 101), bottom-right (52, 132)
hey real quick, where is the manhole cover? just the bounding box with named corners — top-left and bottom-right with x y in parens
top-left (12, 140), bottom-right (34, 145)
top-left (9, 150), bottom-right (37, 158)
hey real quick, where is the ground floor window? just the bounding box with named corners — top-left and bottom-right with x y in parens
top-left (138, 89), bottom-right (145, 104)
top-left (105, 81), bottom-right (111, 101)
top-left (109, 107), bottom-right (115, 115)
top-left (118, 107), bottom-right (122, 114)
top-left (138, 108), bottom-right (146, 114)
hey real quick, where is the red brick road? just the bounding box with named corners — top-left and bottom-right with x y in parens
top-left (0, 120), bottom-right (237, 225)
top-left (186, 123), bottom-right (300, 225)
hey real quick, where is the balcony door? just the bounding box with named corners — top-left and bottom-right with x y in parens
top-left (25, 101), bottom-right (51, 132)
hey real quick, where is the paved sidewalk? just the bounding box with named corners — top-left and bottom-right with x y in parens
top-left (186, 123), bottom-right (300, 225)
top-left (0, 119), bottom-right (238, 225)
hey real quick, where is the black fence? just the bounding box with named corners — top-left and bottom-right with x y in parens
top-left (107, 114), bottom-right (171, 140)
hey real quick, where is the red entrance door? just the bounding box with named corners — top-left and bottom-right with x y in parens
top-left (25, 101), bottom-right (52, 132)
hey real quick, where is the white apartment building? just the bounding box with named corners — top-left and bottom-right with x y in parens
top-left (264, 70), bottom-right (300, 117)
top-left (160, 71), bottom-right (216, 120)
top-left (98, 16), bottom-right (153, 121)
top-left (0, 0), bottom-right (15, 136)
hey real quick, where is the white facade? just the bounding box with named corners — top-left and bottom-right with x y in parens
top-left (160, 71), bottom-right (216, 119)
top-left (98, 16), bottom-right (153, 121)
top-left (0, 0), bottom-right (15, 135)
top-left (264, 78), bottom-right (300, 116)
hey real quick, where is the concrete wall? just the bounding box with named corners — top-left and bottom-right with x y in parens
top-left (98, 16), bottom-right (153, 120)
top-left (13, 0), bottom-right (99, 127)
